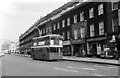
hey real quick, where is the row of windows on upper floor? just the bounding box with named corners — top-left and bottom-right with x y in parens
top-left (20, 2), bottom-right (118, 41)
top-left (23, 17), bottom-right (119, 43)
top-left (39, 3), bottom-right (105, 35)
top-left (63, 17), bottom-right (119, 40)
top-left (20, 18), bottom-right (119, 44)
top-left (37, 2), bottom-right (119, 35)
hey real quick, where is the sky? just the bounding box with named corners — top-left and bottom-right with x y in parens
top-left (0, 0), bottom-right (70, 41)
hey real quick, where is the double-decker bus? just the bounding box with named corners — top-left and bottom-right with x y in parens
top-left (31, 34), bottom-right (63, 60)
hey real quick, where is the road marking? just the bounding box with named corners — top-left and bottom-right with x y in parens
top-left (94, 74), bottom-right (104, 76)
top-left (67, 66), bottom-right (96, 71)
top-left (54, 67), bottom-right (79, 73)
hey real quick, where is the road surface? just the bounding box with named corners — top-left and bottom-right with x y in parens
top-left (2, 54), bottom-right (119, 76)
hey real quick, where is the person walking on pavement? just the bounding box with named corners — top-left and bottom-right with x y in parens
top-left (90, 47), bottom-right (96, 58)
top-left (81, 49), bottom-right (86, 57)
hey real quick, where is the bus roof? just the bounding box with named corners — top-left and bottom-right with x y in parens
top-left (33, 34), bottom-right (62, 40)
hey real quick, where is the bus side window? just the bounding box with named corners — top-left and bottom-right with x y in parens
top-left (60, 48), bottom-right (63, 52)
top-left (56, 47), bottom-right (59, 53)
top-left (32, 49), bottom-right (34, 52)
top-left (39, 48), bottom-right (42, 52)
top-left (47, 48), bottom-right (49, 52)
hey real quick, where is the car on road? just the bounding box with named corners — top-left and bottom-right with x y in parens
top-left (0, 52), bottom-right (4, 57)
top-left (100, 50), bottom-right (115, 59)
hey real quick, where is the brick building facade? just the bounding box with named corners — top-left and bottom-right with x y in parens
top-left (19, 1), bottom-right (120, 57)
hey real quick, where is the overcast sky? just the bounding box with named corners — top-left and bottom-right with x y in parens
top-left (0, 0), bottom-right (70, 41)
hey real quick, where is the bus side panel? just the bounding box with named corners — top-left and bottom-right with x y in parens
top-left (42, 48), bottom-right (50, 60)
top-left (49, 53), bottom-right (63, 60)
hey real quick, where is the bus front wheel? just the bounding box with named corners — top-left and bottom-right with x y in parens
top-left (32, 55), bottom-right (35, 60)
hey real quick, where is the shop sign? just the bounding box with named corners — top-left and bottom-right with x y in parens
top-left (63, 41), bottom-right (70, 45)
top-left (87, 37), bottom-right (106, 42)
top-left (71, 39), bottom-right (85, 44)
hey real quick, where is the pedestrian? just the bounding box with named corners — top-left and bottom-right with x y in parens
top-left (90, 47), bottom-right (95, 58)
top-left (82, 49), bottom-right (86, 57)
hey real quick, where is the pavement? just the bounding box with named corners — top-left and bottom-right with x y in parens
top-left (62, 56), bottom-right (120, 66)
top-left (15, 54), bottom-right (120, 66)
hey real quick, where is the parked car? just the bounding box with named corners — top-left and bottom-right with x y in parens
top-left (100, 50), bottom-right (114, 59)
top-left (0, 52), bottom-right (4, 57)
top-left (114, 50), bottom-right (120, 60)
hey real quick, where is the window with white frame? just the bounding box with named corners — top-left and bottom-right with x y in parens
top-left (57, 22), bottom-right (60, 29)
top-left (90, 24), bottom-right (95, 37)
top-left (112, 2), bottom-right (118, 10)
top-left (112, 18), bottom-right (118, 32)
top-left (74, 15), bottom-right (77, 23)
top-left (99, 21), bottom-right (104, 35)
top-left (80, 12), bottom-right (84, 21)
top-left (67, 18), bottom-right (70, 26)
top-left (46, 27), bottom-right (48, 33)
top-left (49, 26), bottom-right (52, 32)
top-left (62, 32), bottom-right (65, 40)
top-left (74, 28), bottom-right (78, 39)
top-left (81, 27), bottom-right (85, 38)
top-left (98, 4), bottom-right (104, 15)
top-left (89, 8), bottom-right (94, 18)
top-left (62, 20), bottom-right (65, 27)
top-left (119, 10), bottom-right (120, 26)
top-left (43, 28), bottom-right (45, 34)
top-left (67, 31), bottom-right (70, 39)
top-left (53, 24), bottom-right (56, 30)
top-left (40, 29), bottom-right (42, 35)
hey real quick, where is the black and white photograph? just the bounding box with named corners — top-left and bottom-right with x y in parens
top-left (0, 0), bottom-right (120, 78)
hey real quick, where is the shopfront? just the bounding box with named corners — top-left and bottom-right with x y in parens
top-left (62, 40), bottom-right (71, 56)
top-left (87, 37), bottom-right (107, 57)
top-left (71, 39), bottom-right (86, 57)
